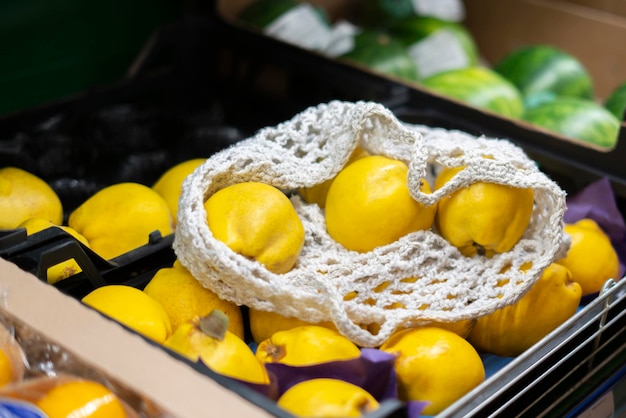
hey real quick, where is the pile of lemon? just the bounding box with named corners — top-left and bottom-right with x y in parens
top-left (80, 259), bottom-right (485, 416)
top-left (0, 160), bottom-right (204, 283)
top-left (1, 147), bottom-right (621, 417)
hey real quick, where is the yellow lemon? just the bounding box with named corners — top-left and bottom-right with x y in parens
top-left (299, 146), bottom-right (370, 208)
top-left (143, 265), bottom-right (244, 339)
top-left (205, 181), bottom-right (305, 274)
top-left (152, 158), bottom-right (205, 226)
top-left (256, 325), bottom-right (361, 366)
top-left (35, 379), bottom-right (126, 418)
top-left (69, 182), bottom-right (174, 260)
top-left (380, 326), bottom-right (485, 415)
top-left (469, 263), bottom-right (581, 356)
top-left (17, 217), bottom-right (91, 284)
top-left (434, 165), bottom-right (534, 257)
top-left (248, 308), bottom-right (337, 344)
top-left (164, 311), bottom-right (269, 384)
top-left (0, 167), bottom-right (63, 229)
top-left (0, 348), bottom-right (14, 388)
top-left (325, 155), bottom-right (436, 253)
top-left (556, 218), bottom-right (620, 295)
top-left (277, 378), bottom-right (380, 417)
top-left (82, 285), bottom-right (172, 343)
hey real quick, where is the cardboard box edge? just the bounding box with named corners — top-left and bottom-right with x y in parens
top-left (0, 258), bottom-right (272, 418)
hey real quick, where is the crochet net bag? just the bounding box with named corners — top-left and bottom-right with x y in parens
top-left (174, 101), bottom-right (568, 347)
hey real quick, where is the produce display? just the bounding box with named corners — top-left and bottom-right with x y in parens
top-left (1, 2), bottom-right (625, 416)
top-left (1, 96), bottom-right (624, 416)
top-left (173, 101), bottom-right (568, 347)
top-left (235, 0), bottom-right (624, 148)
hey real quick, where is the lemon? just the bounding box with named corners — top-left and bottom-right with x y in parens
top-left (556, 218), bottom-right (621, 295)
top-left (35, 379), bottom-right (126, 418)
top-left (325, 155), bottom-right (436, 253)
top-left (0, 348), bottom-right (14, 388)
top-left (82, 285), bottom-right (172, 343)
top-left (69, 182), bottom-right (174, 260)
top-left (434, 165), bottom-right (534, 257)
top-left (205, 181), bottom-right (305, 274)
top-left (248, 308), bottom-right (337, 344)
top-left (299, 146), bottom-right (370, 208)
top-left (152, 158), bottom-right (205, 226)
top-left (256, 325), bottom-right (361, 366)
top-left (17, 217), bottom-right (91, 284)
top-left (469, 263), bottom-right (581, 356)
top-left (0, 167), bottom-right (63, 229)
top-left (143, 264), bottom-right (244, 339)
top-left (277, 378), bottom-right (380, 417)
top-left (164, 311), bottom-right (269, 384)
top-left (380, 326), bottom-right (485, 415)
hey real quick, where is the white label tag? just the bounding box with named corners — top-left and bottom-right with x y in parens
top-left (323, 20), bottom-right (360, 57)
top-left (411, 0), bottom-right (465, 22)
top-left (578, 391), bottom-right (615, 418)
top-left (264, 3), bottom-right (332, 51)
top-left (407, 28), bottom-right (471, 79)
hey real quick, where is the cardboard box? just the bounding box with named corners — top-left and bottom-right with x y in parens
top-left (555, 0), bottom-right (626, 19)
top-left (463, 0), bottom-right (626, 100)
top-left (0, 258), bottom-right (271, 418)
top-left (219, 0), bottom-right (626, 100)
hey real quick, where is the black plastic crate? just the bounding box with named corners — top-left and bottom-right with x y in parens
top-left (1, 8), bottom-right (625, 418)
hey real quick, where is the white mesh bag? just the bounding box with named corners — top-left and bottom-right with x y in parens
top-left (174, 100), bottom-right (568, 348)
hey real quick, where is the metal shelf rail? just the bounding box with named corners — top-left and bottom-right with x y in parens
top-left (441, 277), bottom-right (626, 417)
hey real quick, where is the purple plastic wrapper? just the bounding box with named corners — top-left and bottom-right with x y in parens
top-left (235, 369), bottom-right (281, 401)
top-left (406, 400), bottom-right (431, 418)
top-left (264, 348), bottom-right (398, 401)
top-left (242, 348), bottom-right (429, 417)
top-left (563, 177), bottom-right (626, 277)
